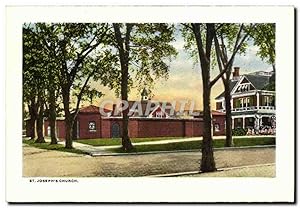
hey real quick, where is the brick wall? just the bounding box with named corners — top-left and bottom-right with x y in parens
top-left (43, 114), bottom-right (225, 139)
top-left (77, 113), bottom-right (102, 139)
top-left (100, 117), bottom-right (224, 138)
top-left (44, 120), bottom-right (65, 139)
top-left (212, 115), bottom-right (226, 136)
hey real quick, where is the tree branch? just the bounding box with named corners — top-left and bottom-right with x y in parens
top-left (210, 24), bottom-right (251, 87)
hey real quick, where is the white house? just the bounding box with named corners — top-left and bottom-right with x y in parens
top-left (215, 67), bottom-right (276, 131)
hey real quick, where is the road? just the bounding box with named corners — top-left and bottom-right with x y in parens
top-left (23, 145), bottom-right (275, 177)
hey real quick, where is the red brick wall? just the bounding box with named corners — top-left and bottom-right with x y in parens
top-left (212, 115), bottom-right (226, 136)
top-left (77, 113), bottom-right (102, 139)
top-left (184, 121), bottom-right (194, 137)
top-left (100, 117), bottom-right (225, 138)
top-left (192, 121), bottom-right (204, 136)
top-left (137, 119), bottom-right (185, 137)
top-left (44, 120), bottom-right (65, 139)
top-left (100, 119), bottom-right (112, 138)
top-left (43, 114), bottom-right (225, 139)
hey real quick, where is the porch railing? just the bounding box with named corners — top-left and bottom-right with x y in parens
top-left (217, 106), bottom-right (275, 113)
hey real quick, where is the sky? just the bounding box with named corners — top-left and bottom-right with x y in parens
top-left (83, 29), bottom-right (273, 111)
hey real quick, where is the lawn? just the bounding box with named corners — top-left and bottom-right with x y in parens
top-left (110, 137), bottom-right (275, 153)
top-left (76, 137), bottom-right (185, 146)
top-left (23, 139), bottom-right (86, 155)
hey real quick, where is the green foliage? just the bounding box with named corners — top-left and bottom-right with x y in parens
top-left (181, 23), bottom-right (249, 71)
top-left (232, 128), bottom-right (247, 136)
top-left (248, 23), bottom-right (275, 69)
top-left (106, 23), bottom-right (178, 97)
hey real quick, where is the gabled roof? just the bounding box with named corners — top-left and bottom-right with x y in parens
top-left (215, 80), bottom-right (238, 100)
top-left (215, 73), bottom-right (271, 100)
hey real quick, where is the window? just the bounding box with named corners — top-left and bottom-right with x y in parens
top-left (264, 96), bottom-right (273, 106)
top-left (237, 83), bottom-right (250, 92)
top-left (239, 98), bottom-right (243, 108)
top-left (214, 123), bottom-right (220, 132)
top-left (238, 97), bottom-right (251, 108)
top-left (246, 97), bottom-right (250, 107)
top-left (88, 121), bottom-right (96, 132)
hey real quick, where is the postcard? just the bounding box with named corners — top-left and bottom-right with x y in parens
top-left (5, 5), bottom-right (295, 203)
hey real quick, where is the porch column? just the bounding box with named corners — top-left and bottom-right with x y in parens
top-left (256, 92), bottom-right (260, 109)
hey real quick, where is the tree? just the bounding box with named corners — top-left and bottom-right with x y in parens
top-left (249, 24), bottom-right (276, 90)
top-left (23, 24), bottom-right (48, 143)
top-left (79, 86), bottom-right (104, 105)
top-left (23, 25), bottom-right (38, 140)
top-left (182, 23), bottom-right (250, 172)
top-left (111, 23), bottom-right (177, 151)
top-left (36, 23), bottom-right (113, 149)
top-left (249, 24), bottom-right (275, 72)
top-left (213, 24), bottom-right (249, 147)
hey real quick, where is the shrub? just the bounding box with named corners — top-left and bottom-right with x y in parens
top-left (232, 128), bottom-right (247, 136)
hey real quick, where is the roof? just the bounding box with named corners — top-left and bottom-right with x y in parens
top-left (197, 110), bottom-right (225, 116)
top-left (215, 80), bottom-right (238, 100)
top-left (211, 110), bottom-right (226, 116)
top-left (244, 74), bottom-right (270, 90)
top-left (79, 105), bottom-right (111, 114)
top-left (215, 73), bottom-right (271, 100)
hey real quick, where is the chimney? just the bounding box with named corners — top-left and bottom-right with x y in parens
top-left (232, 67), bottom-right (240, 80)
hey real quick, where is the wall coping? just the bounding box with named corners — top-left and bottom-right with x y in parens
top-left (101, 117), bottom-right (204, 122)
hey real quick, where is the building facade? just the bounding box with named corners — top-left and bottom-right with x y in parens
top-left (215, 67), bottom-right (276, 133)
top-left (42, 105), bottom-right (225, 140)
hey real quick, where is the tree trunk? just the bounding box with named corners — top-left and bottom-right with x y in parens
top-left (64, 113), bottom-right (73, 149)
top-left (224, 81), bottom-right (233, 147)
top-left (113, 23), bottom-right (134, 151)
top-left (35, 102), bottom-right (45, 143)
top-left (49, 87), bottom-right (57, 144)
top-left (200, 78), bottom-right (217, 172)
top-left (62, 89), bottom-right (73, 149)
top-left (120, 64), bottom-right (134, 151)
top-left (28, 101), bottom-right (37, 140)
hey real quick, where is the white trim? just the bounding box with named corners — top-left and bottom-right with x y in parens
top-left (231, 75), bottom-right (256, 95)
top-left (231, 91), bottom-right (257, 98)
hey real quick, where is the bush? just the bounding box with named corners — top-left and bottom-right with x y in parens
top-left (232, 128), bottom-right (247, 136)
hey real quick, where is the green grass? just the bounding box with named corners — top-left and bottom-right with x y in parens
top-left (76, 137), bottom-right (185, 146)
top-left (23, 139), bottom-right (86, 155)
top-left (110, 137), bottom-right (276, 153)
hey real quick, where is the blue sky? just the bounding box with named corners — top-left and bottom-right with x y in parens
top-left (89, 28), bottom-right (273, 110)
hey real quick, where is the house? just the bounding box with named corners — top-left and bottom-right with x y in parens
top-left (215, 67), bottom-right (276, 131)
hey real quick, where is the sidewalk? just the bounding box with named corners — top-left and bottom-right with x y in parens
top-left (146, 163), bottom-right (275, 177)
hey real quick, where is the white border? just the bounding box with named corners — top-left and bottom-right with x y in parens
top-left (5, 6), bottom-right (295, 202)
